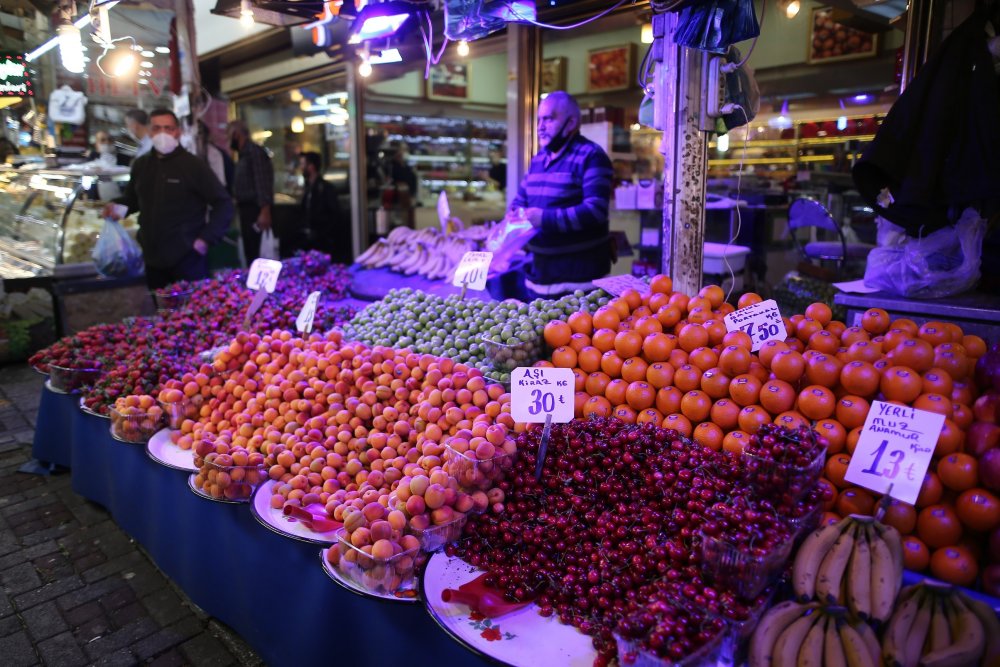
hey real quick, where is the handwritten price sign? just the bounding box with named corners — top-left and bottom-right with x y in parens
top-left (724, 299), bottom-right (787, 352)
top-left (592, 274), bottom-right (650, 297)
top-left (452, 251), bottom-right (493, 291)
top-left (296, 291), bottom-right (321, 334)
top-left (247, 259), bottom-right (282, 293)
top-left (511, 367), bottom-right (575, 424)
top-left (844, 401), bottom-right (945, 505)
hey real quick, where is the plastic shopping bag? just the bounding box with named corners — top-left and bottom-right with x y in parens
top-left (485, 213), bottom-right (536, 274)
top-left (92, 218), bottom-right (144, 277)
top-left (259, 229), bottom-right (280, 260)
top-left (675, 0), bottom-right (760, 54)
top-left (863, 208), bottom-right (986, 298)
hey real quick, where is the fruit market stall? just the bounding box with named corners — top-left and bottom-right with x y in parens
top-left (835, 290), bottom-right (1000, 343)
top-left (25, 268), bottom-right (1000, 666)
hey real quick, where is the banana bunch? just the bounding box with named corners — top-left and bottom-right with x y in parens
top-left (793, 515), bottom-right (903, 622)
top-left (354, 226), bottom-right (484, 280)
top-left (883, 583), bottom-right (1000, 667)
top-left (749, 602), bottom-right (881, 667)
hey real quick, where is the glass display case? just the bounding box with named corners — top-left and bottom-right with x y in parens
top-left (0, 168), bottom-right (133, 279)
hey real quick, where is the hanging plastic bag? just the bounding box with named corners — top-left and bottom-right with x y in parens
top-left (674, 0), bottom-right (760, 54)
top-left (92, 218), bottom-right (144, 277)
top-left (863, 208), bottom-right (986, 298)
top-left (259, 228), bottom-right (280, 260)
top-left (484, 212), bottom-right (536, 274)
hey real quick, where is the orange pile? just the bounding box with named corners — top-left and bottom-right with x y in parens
top-left (540, 276), bottom-right (996, 586)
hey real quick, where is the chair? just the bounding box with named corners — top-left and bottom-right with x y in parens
top-left (788, 197), bottom-right (874, 276)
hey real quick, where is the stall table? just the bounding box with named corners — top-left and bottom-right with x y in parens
top-left (834, 290), bottom-right (1000, 341)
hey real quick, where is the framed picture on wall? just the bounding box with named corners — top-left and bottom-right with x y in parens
top-left (427, 62), bottom-right (469, 101)
top-left (587, 44), bottom-right (635, 93)
top-left (541, 57), bottom-right (567, 93)
top-left (807, 7), bottom-right (878, 64)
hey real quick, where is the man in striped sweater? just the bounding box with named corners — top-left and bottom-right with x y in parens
top-left (511, 91), bottom-right (614, 299)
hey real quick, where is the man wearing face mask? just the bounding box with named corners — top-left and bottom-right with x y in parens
top-left (509, 91), bottom-right (614, 299)
top-left (103, 109), bottom-right (233, 289)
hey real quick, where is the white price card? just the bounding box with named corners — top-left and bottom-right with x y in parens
top-left (296, 291), bottom-right (321, 334)
top-left (844, 401), bottom-right (946, 506)
top-left (247, 259), bottom-right (282, 293)
top-left (511, 367), bottom-right (575, 424)
top-left (592, 274), bottom-right (650, 297)
top-left (452, 251), bottom-right (492, 291)
top-left (723, 299), bottom-right (788, 352)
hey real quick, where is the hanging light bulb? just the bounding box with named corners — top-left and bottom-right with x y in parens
top-left (291, 116), bottom-right (305, 133)
top-left (716, 133), bottom-right (730, 153)
top-left (240, 0), bottom-right (255, 29)
top-left (100, 43), bottom-right (138, 78)
top-left (640, 23), bottom-right (654, 44)
top-left (777, 0), bottom-right (800, 19)
top-left (457, 40), bottom-right (470, 57)
top-left (58, 24), bottom-right (85, 73)
top-left (358, 52), bottom-right (373, 78)
top-left (289, 89), bottom-right (303, 103)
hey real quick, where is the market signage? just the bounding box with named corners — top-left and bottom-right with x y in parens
top-left (0, 54), bottom-right (32, 98)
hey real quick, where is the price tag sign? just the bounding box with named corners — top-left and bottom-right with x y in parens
top-left (592, 274), bottom-right (650, 297)
top-left (296, 291), bottom-right (321, 334)
top-left (845, 401), bottom-right (946, 505)
top-left (511, 367), bottom-right (575, 424)
top-left (247, 259), bottom-right (282, 293)
top-left (452, 251), bottom-right (492, 291)
top-left (723, 299), bottom-right (788, 352)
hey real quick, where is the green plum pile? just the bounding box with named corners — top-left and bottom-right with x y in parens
top-left (343, 288), bottom-right (608, 382)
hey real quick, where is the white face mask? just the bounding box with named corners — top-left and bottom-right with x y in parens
top-left (152, 133), bottom-right (179, 155)
top-left (96, 143), bottom-right (112, 154)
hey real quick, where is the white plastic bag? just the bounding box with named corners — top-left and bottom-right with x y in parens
top-left (485, 213), bottom-right (535, 273)
top-left (259, 229), bottom-right (280, 260)
top-left (863, 208), bottom-right (985, 298)
top-left (92, 218), bottom-right (144, 277)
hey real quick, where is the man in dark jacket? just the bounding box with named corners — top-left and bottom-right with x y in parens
top-left (510, 91), bottom-right (613, 299)
top-left (104, 109), bottom-right (233, 289)
top-left (298, 152), bottom-right (351, 264)
top-left (228, 119), bottom-right (274, 264)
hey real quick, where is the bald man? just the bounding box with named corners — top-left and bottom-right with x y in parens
top-left (510, 91), bottom-right (614, 299)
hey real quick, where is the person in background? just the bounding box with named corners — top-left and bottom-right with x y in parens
top-left (228, 119), bottom-right (274, 264)
top-left (488, 149), bottom-right (506, 191)
top-left (196, 121), bottom-right (234, 192)
top-left (124, 109), bottom-right (152, 161)
top-left (86, 130), bottom-right (116, 163)
top-left (298, 151), bottom-right (350, 264)
top-left (104, 109), bottom-right (233, 289)
top-left (510, 90), bottom-right (613, 299)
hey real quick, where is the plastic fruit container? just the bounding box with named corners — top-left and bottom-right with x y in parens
top-left (152, 287), bottom-right (193, 311)
top-left (195, 459), bottom-right (266, 502)
top-left (787, 501), bottom-right (824, 541)
top-left (614, 626), bottom-right (727, 667)
top-left (48, 363), bottom-right (102, 393)
top-left (481, 332), bottom-right (542, 373)
top-left (157, 398), bottom-right (191, 430)
top-left (407, 512), bottom-right (468, 553)
top-left (109, 405), bottom-right (163, 444)
top-left (699, 533), bottom-right (794, 600)
top-left (329, 528), bottom-right (419, 596)
top-left (443, 443), bottom-right (516, 491)
top-left (742, 448), bottom-right (825, 504)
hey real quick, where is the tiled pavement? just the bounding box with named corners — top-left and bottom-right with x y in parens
top-left (0, 365), bottom-right (263, 666)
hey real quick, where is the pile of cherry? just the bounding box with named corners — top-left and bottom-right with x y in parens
top-left (30, 252), bottom-right (355, 414)
top-left (450, 419), bottom-right (827, 666)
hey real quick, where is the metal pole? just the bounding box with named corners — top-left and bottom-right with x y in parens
top-left (505, 25), bottom-right (542, 208)
top-left (657, 14), bottom-right (707, 295)
top-left (900, 0), bottom-right (939, 91)
top-left (346, 64), bottom-right (367, 260)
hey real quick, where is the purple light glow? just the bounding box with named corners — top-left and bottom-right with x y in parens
top-left (350, 12), bottom-right (410, 43)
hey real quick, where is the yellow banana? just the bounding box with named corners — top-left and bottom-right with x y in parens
top-left (958, 591), bottom-right (1000, 667)
top-left (856, 619), bottom-right (883, 666)
top-left (825, 616), bottom-right (848, 667)
top-left (884, 590), bottom-right (923, 667)
top-left (750, 600), bottom-right (815, 667)
top-left (840, 618), bottom-right (877, 667)
top-left (920, 595), bottom-right (986, 667)
top-left (874, 521), bottom-right (904, 598)
top-left (793, 519), bottom-right (849, 600)
top-left (796, 610), bottom-right (825, 667)
top-left (902, 591), bottom-right (934, 667)
top-left (774, 609), bottom-right (821, 667)
top-left (926, 595), bottom-right (952, 654)
top-left (817, 523), bottom-right (858, 605)
top-left (869, 523), bottom-right (900, 623)
top-left (848, 524), bottom-right (873, 620)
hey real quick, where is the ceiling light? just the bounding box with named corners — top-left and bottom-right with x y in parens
top-left (291, 117), bottom-right (305, 133)
top-left (348, 2), bottom-right (415, 44)
top-left (837, 116), bottom-right (848, 131)
top-left (358, 58), bottom-right (373, 78)
top-left (100, 43), bottom-right (138, 78)
top-left (155, 46), bottom-right (170, 54)
top-left (58, 24), bottom-right (85, 74)
top-left (853, 93), bottom-right (872, 103)
top-left (717, 133), bottom-right (730, 152)
top-left (300, 99), bottom-right (312, 111)
top-left (289, 89), bottom-right (303, 102)
top-left (457, 40), bottom-right (470, 57)
top-left (240, 0), bottom-right (255, 28)
top-left (640, 22), bottom-right (654, 44)
top-left (140, 61), bottom-right (154, 68)
top-left (777, 0), bottom-right (800, 18)
top-left (26, 11), bottom-right (93, 62)
top-left (141, 50), bottom-right (155, 58)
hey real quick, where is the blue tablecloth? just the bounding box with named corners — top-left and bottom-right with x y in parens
top-left (31, 385), bottom-right (76, 468)
top-left (34, 393), bottom-right (490, 666)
